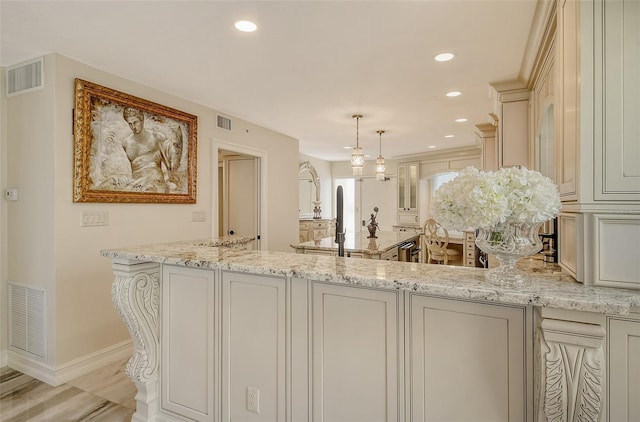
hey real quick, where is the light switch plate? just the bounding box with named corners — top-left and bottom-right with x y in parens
top-left (81, 211), bottom-right (109, 227)
top-left (192, 211), bottom-right (206, 222)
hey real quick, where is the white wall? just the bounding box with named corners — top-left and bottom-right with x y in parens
top-left (0, 66), bottom-right (7, 366)
top-left (1, 53), bottom-right (299, 369)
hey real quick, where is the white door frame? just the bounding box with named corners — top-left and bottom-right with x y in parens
top-left (212, 140), bottom-right (267, 250)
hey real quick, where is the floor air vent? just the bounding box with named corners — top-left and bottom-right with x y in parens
top-left (9, 282), bottom-right (46, 359)
top-left (6, 57), bottom-right (44, 97)
top-left (217, 115), bottom-right (232, 131)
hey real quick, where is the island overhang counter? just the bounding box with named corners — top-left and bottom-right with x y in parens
top-left (102, 239), bottom-right (640, 422)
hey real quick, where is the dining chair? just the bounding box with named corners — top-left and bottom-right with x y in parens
top-left (422, 219), bottom-right (462, 265)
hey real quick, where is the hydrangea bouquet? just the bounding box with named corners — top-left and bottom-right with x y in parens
top-left (431, 166), bottom-right (561, 283)
top-left (430, 166), bottom-right (561, 232)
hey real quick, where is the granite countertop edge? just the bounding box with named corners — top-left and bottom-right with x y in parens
top-left (101, 240), bottom-right (640, 316)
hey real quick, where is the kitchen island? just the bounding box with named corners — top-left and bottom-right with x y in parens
top-left (102, 240), bottom-right (640, 422)
top-left (291, 230), bottom-right (419, 260)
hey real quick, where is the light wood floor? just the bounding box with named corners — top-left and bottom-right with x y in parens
top-left (0, 356), bottom-right (136, 421)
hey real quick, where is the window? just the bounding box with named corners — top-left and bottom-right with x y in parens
top-left (431, 172), bottom-right (459, 197)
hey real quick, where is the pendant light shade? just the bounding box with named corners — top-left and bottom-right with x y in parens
top-left (376, 130), bottom-right (386, 181)
top-left (351, 114), bottom-right (364, 176)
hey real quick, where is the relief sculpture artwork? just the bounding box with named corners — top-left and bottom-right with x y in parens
top-left (73, 79), bottom-right (197, 203)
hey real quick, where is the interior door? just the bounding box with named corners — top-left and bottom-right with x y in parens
top-left (224, 155), bottom-right (259, 250)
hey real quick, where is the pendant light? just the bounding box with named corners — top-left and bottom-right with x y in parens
top-left (376, 130), bottom-right (386, 181)
top-left (351, 114), bottom-right (364, 176)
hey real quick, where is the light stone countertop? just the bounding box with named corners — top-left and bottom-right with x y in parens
top-left (101, 239), bottom-right (640, 316)
top-left (291, 230), bottom-right (419, 255)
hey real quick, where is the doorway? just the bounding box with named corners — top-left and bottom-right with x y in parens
top-left (216, 144), bottom-right (264, 250)
top-left (358, 176), bottom-right (396, 232)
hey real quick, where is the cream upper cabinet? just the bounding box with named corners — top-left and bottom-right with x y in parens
top-left (475, 123), bottom-right (498, 171)
top-left (556, 0), bottom-right (580, 200)
top-left (500, 93), bottom-right (530, 168)
top-left (490, 85), bottom-right (531, 170)
top-left (557, 0), bottom-right (640, 202)
top-left (593, 0), bottom-right (640, 200)
top-left (397, 162), bottom-right (419, 225)
top-left (551, 0), bottom-right (640, 287)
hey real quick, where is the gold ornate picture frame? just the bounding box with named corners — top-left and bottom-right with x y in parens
top-left (73, 78), bottom-right (197, 203)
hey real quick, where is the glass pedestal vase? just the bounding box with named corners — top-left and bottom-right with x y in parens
top-left (475, 220), bottom-right (544, 285)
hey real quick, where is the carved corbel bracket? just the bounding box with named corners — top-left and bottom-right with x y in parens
top-left (539, 318), bottom-right (606, 422)
top-left (111, 260), bottom-right (160, 383)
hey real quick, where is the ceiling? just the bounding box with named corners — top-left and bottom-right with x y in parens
top-left (0, 1), bottom-right (539, 161)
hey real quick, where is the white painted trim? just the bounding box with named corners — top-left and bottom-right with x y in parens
top-left (8, 339), bottom-right (132, 386)
top-left (0, 349), bottom-right (7, 367)
top-left (212, 140), bottom-right (268, 251)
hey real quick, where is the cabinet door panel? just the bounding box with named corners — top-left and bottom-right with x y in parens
top-left (608, 318), bottom-right (640, 421)
top-left (595, 0), bottom-right (640, 199)
top-left (311, 282), bottom-right (401, 422)
top-left (409, 295), bottom-right (527, 422)
top-left (161, 265), bottom-right (215, 421)
top-left (221, 271), bottom-right (286, 422)
top-left (501, 100), bottom-right (529, 168)
top-left (557, 0), bottom-right (579, 200)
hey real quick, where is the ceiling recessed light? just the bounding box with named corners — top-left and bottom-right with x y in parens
top-left (455, 118), bottom-right (468, 123)
top-left (434, 53), bottom-right (455, 62)
top-left (428, 145), bottom-right (437, 149)
top-left (344, 146), bottom-right (352, 149)
top-left (446, 91), bottom-right (462, 97)
top-left (235, 20), bottom-right (257, 32)
top-left (445, 134), bottom-right (455, 138)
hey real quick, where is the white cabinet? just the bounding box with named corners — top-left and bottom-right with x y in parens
top-left (556, 0), bottom-right (579, 200)
top-left (221, 271), bottom-right (286, 422)
top-left (115, 260), bottom-right (640, 422)
top-left (475, 123), bottom-right (498, 171)
top-left (556, 0), bottom-right (640, 200)
top-left (397, 162), bottom-right (419, 225)
top-left (409, 295), bottom-right (530, 421)
top-left (310, 282), bottom-right (402, 421)
top-left (298, 218), bottom-right (336, 242)
top-left (161, 265), bottom-right (216, 422)
top-left (608, 313), bottom-right (640, 421)
top-left (593, 0), bottom-right (640, 200)
top-left (552, 0), bottom-right (640, 287)
top-left (489, 84), bottom-right (530, 170)
top-left (499, 93), bottom-right (530, 168)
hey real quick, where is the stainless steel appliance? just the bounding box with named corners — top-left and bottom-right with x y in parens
top-left (398, 240), bottom-right (419, 262)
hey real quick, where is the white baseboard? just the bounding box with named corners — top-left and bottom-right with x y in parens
top-left (0, 349), bottom-right (7, 367)
top-left (8, 340), bottom-right (132, 386)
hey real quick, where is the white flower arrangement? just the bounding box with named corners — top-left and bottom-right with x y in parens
top-left (430, 166), bottom-right (561, 232)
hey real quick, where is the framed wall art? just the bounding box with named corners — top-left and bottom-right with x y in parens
top-left (73, 78), bottom-right (197, 203)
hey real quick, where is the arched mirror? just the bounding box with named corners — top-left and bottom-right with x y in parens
top-left (299, 161), bottom-right (321, 219)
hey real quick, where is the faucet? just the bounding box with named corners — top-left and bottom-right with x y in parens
top-left (335, 185), bottom-right (345, 257)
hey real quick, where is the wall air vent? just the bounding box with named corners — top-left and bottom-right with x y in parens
top-left (217, 115), bottom-right (232, 131)
top-left (9, 282), bottom-right (46, 360)
top-left (6, 57), bottom-right (44, 97)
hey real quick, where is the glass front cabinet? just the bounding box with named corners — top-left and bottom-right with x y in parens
top-left (397, 162), bottom-right (419, 225)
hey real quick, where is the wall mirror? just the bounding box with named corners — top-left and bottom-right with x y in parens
top-left (299, 161), bottom-right (321, 219)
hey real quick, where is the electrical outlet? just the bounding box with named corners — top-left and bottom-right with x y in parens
top-left (247, 386), bottom-right (260, 414)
